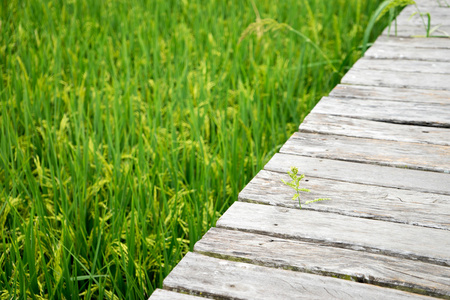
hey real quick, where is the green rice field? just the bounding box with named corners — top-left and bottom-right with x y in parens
top-left (1, 0), bottom-right (392, 298)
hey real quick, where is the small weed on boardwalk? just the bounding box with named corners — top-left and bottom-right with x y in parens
top-left (281, 167), bottom-right (330, 209)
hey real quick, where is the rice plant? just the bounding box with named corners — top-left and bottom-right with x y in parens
top-left (1, 0), bottom-right (389, 298)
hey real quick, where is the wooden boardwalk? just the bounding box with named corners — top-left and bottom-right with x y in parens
top-left (150, 1), bottom-right (450, 299)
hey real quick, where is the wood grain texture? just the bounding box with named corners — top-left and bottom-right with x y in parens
top-left (163, 252), bottom-right (436, 300)
top-left (341, 69), bottom-right (450, 90)
top-left (149, 289), bottom-right (211, 300)
top-left (352, 58), bottom-right (450, 74)
top-left (216, 202), bottom-right (450, 266)
top-left (328, 84), bottom-right (450, 103)
top-left (264, 153), bottom-right (450, 195)
top-left (300, 113), bottom-right (450, 146)
top-left (280, 132), bottom-right (450, 173)
top-left (364, 44), bottom-right (450, 61)
top-left (194, 228), bottom-right (450, 298)
top-left (312, 97), bottom-right (450, 127)
top-left (374, 36), bottom-right (450, 49)
top-left (238, 170), bottom-right (450, 230)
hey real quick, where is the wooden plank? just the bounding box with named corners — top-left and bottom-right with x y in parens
top-left (364, 44), bottom-right (450, 61)
top-left (216, 202), bottom-right (450, 266)
top-left (279, 132), bottom-right (450, 173)
top-left (374, 36), bottom-right (450, 49)
top-left (397, 5), bottom-right (450, 16)
top-left (383, 25), bottom-right (450, 38)
top-left (163, 252), bottom-right (436, 300)
top-left (413, 0), bottom-right (450, 7)
top-left (328, 84), bottom-right (450, 103)
top-left (299, 113), bottom-right (450, 146)
top-left (396, 6), bottom-right (450, 25)
top-left (341, 69), bottom-right (450, 90)
top-left (195, 228), bottom-right (450, 298)
top-left (383, 5), bottom-right (450, 37)
top-left (239, 170), bottom-right (450, 230)
top-left (264, 154), bottom-right (450, 195)
top-left (352, 58), bottom-right (450, 74)
top-left (149, 289), bottom-right (211, 300)
top-left (311, 97), bottom-right (450, 127)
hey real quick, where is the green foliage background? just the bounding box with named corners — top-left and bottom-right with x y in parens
top-left (1, 0), bottom-right (387, 298)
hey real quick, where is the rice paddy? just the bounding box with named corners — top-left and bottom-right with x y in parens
top-left (1, 0), bottom-right (391, 298)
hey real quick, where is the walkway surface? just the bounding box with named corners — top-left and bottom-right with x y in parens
top-left (150, 1), bottom-right (450, 299)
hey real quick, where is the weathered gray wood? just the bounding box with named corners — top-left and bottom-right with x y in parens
top-left (374, 36), bottom-right (450, 49)
top-left (195, 228), bottom-right (450, 297)
top-left (383, 4), bottom-right (450, 37)
top-left (413, 0), bottom-right (450, 7)
top-left (216, 202), bottom-right (450, 266)
top-left (385, 6), bottom-right (450, 38)
top-left (383, 26), bottom-right (450, 37)
top-left (279, 132), bottom-right (450, 173)
top-left (341, 69), bottom-right (450, 90)
top-left (352, 58), bottom-right (450, 74)
top-left (149, 289), bottom-right (211, 300)
top-left (312, 97), bottom-right (450, 127)
top-left (329, 84), bottom-right (450, 103)
top-left (394, 16), bottom-right (450, 28)
top-left (164, 252), bottom-right (436, 300)
top-left (398, 6), bottom-right (450, 23)
top-left (264, 154), bottom-right (450, 195)
top-left (300, 113), bottom-right (450, 146)
top-left (390, 18), bottom-right (450, 29)
top-left (239, 170), bottom-right (450, 230)
top-left (364, 44), bottom-right (450, 61)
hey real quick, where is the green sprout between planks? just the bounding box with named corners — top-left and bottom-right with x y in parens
top-left (281, 167), bottom-right (330, 209)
